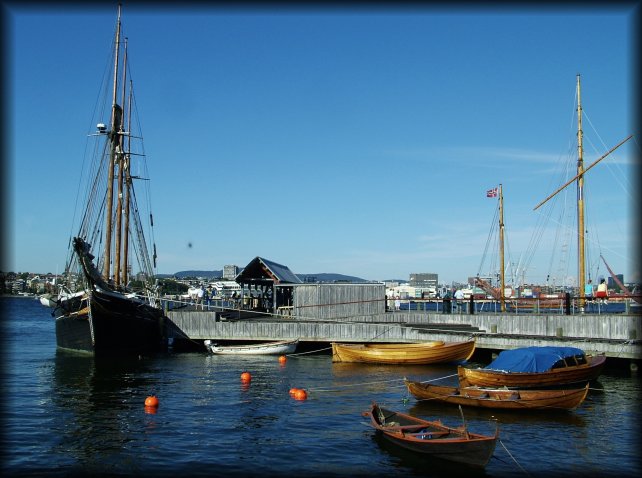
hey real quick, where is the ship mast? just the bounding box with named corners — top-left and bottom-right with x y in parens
top-left (498, 184), bottom-right (506, 312)
top-left (576, 74), bottom-right (586, 305)
top-left (122, 79), bottom-right (133, 286)
top-left (114, 37), bottom-right (128, 287)
top-left (103, 4), bottom-right (122, 282)
top-left (533, 76), bottom-right (632, 306)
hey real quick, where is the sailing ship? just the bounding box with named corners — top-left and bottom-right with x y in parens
top-left (48, 6), bottom-right (166, 355)
top-left (532, 75), bottom-right (633, 308)
top-left (477, 75), bottom-right (633, 309)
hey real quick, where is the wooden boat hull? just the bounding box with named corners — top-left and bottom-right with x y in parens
top-left (204, 339), bottom-right (298, 355)
top-left (364, 403), bottom-right (498, 468)
top-left (55, 288), bottom-right (164, 355)
top-left (331, 339), bottom-right (475, 364)
top-left (457, 354), bottom-right (606, 388)
top-left (405, 379), bottom-right (589, 410)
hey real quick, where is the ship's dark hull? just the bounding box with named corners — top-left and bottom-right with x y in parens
top-left (55, 288), bottom-right (165, 355)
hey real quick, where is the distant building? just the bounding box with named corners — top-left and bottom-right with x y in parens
top-left (408, 273), bottom-right (438, 298)
top-left (223, 265), bottom-right (239, 280)
top-left (11, 279), bottom-right (26, 294)
top-left (409, 273), bottom-right (438, 289)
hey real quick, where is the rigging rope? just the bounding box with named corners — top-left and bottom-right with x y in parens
top-left (477, 203), bottom-right (498, 278)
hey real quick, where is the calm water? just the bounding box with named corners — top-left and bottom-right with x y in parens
top-left (2, 297), bottom-right (640, 477)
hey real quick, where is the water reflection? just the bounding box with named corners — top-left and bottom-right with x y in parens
top-left (406, 398), bottom-right (588, 428)
top-left (370, 432), bottom-right (492, 477)
top-left (51, 351), bottom-right (156, 470)
top-left (331, 362), bottom-right (462, 397)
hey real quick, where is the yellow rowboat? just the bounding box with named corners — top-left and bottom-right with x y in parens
top-left (331, 339), bottom-right (475, 364)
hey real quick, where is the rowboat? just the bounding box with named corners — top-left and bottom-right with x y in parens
top-left (204, 339), bottom-right (298, 355)
top-left (331, 339), bottom-right (475, 364)
top-left (458, 346), bottom-right (606, 388)
top-left (363, 402), bottom-right (498, 468)
top-left (404, 379), bottom-right (589, 410)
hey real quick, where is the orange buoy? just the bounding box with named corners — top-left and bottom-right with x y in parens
top-left (278, 355), bottom-right (287, 364)
top-left (144, 395), bottom-right (159, 408)
top-left (294, 389), bottom-right (307, 401)
top-left (240, 371), bottom-right (252, 383)
top-left (289, 387), bottom-right (300, 396)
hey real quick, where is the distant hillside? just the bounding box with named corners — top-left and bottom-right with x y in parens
top-left (157, 270), bottom-right (368, 283)
top-left (157, 270), bottom-right (223, 279)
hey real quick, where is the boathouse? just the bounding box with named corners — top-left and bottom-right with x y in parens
top-left (235, 256), bottom-right (385, 319)
top-left (235, 256), bottom-right (301, 312)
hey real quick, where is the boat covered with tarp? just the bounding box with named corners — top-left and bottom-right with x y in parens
top-left (458, 346), bottom-right (605, 388)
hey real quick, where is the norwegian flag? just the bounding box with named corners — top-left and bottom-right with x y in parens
top-left (486, 187), bottom-right (498, 198)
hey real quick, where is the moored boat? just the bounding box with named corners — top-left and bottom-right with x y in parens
top-left (404, 379), bottom-right (589, 410)
top-left (331, 339), bottom-right (475, 364)
top-left (363, 402), bottom-right (498, 468)
top-left (204, 339), bottom-right (299, 355)
top-left (51, 5), bottom-right (165, 356)
top-left (458, 346), bottom-right (606, 388)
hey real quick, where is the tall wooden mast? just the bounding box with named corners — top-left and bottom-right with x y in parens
top-left (122, 79), bottom-right (133, 286)
top-left (103, 4), bottom-right (122, 281)
top-left (576, 74), bottom-right (586, 304)
top-left (533, 76), bottom-right (632, 305)
top-left (114, 37), bottom-right (128, 286)
top-left (498, 183), bottom-right (506, 312)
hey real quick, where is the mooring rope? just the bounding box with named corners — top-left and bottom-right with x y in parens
top-left (415, 373), bottom-right (458, 384)
top-left (308, 376), bottom-right (406, 393)
top-left (286, 346), bottom-right (333, 357)
top-left (499, 438), bottom-right (531, 476)
top-left (306, 373), bottom-right (457, 394)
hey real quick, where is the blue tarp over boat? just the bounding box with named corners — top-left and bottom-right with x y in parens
top-left (485, 346), bottom-right (585, 373)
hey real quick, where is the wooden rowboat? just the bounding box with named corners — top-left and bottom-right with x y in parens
top-left (203, 339), bottom-right (298, 355)
top-left (363, 402), bottom-right (498, 468)
top-left (458, 346), bottom-right (606, 388)
top-left (404, 379), bottom-right (589, 410)
top-left (331, 339), bottom-right (475, 364)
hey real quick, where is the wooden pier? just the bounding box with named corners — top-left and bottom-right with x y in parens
top-left (166, 307), bottom-right (642, 361)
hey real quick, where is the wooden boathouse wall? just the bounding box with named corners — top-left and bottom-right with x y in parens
top-left (288, 283), bottom-right (385, 319)
top-left (166, 309), bottom-right (642, 360)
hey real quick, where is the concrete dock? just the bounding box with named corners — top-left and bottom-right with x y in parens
top-left (166, 307), bottom-right (641, 361)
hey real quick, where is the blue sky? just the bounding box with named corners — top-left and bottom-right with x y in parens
top-left (6, 3), bottom-right (639, 285)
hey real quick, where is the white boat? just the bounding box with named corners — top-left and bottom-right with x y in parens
top-left (204, 339), bottom-right (299, 355)
top-left (39, 294), bottom-right (56, 307)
